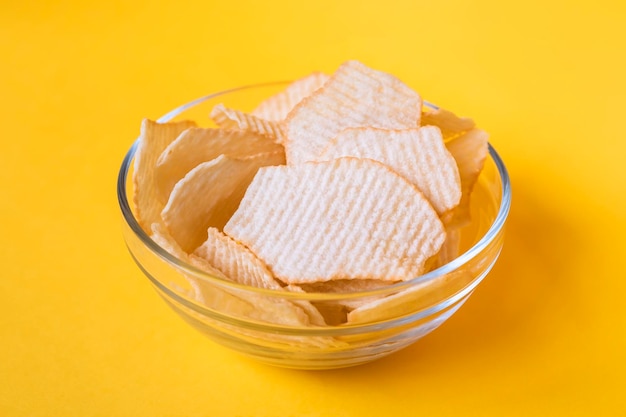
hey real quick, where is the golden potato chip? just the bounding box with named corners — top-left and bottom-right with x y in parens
top-left (251, 72), bottom-right (330, 121)
top-left (284, 285), bottom-right (328, 326)
top-left (224, 157), bottom-right (445, 284)
top-left (133, 119), bottom-right (196, 232)
top-left (287, 285), bottom-right (351, 326)
top-left (284, 60), bottom-right (422, 164)
top-left (151, 224), bottom-right (317, 327)
top-left (445, 128), bottom-right (489, 227)
top-left (150, 222), bottom-right (226, 304)
top-left (195, 228), bottom-right (329, 325)
top-left (306, 302), bottom-right (348, 326)
top-left (155, 127), bottom-right (283, 202)
top-left (210, 104), bottom-right (284, 143)
top-left (298, 279), bottom-right (393, 311)
top-left (298, 279), bottom-right (393, 294)
top-left (421, 107), bottom-right (475, 140)
top-left (319, 126), bottom-right (461, 216)
top-left (346, 271), bottom-right (469, 324)
top-left (194, 227), bottom-right (283, 290)
top-left (162, 152), bottom-right (285, 252)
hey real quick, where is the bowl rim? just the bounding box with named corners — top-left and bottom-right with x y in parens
top-left (117, 82), bottom-right (511, 303)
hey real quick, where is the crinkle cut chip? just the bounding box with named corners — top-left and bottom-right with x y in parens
top-left (252, 72), bottom-right (330, 122)
top-left (319, 126), bottom-right (461, 216)
top-left (284, 60), bottom-right (422, 164)
top-left (161, 152), bottom-right (284, 253)
top-left (210, 104), bottom-right (285, 143)
top-left (224, 157), bottom-right (445, 285)
top-left (133, 119), bottom-right (196, 232)
top-left (445, 128), bottom-right (489, 227)
top-left (155, 127), bottom-right (283, 202)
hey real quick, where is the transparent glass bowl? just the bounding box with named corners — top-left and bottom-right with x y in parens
top-left (117, 83), bottom-right (511, 369)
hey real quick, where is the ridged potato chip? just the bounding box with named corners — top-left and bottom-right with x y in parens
top-left (298, 279), bottom-right (394, 312)
top-left (151, 224), bottom-right (320, 328)
top-left (162, 152), bottom-right (285, 252)
top-left (298, 279), bottom-right (393, 294)
top-left (133, 119), bottom-right (196, 232)
top-left (445, 128), bottom-right (489, 227)
top-left (346, 270), bottom-right (472, 325)
top-left (252, 72), bottom-right (329, 122)
top-left (194, 227), bottom-right (283, 290)
top-left (155, 127), bottom-right (283, 202)
top-left (421, 107), bottom-right (475, 140)
top-left (195, 228), bottom-right (327, 325)
top-left (210, 104), bottom-right (284, 143)
top-left (283, 285), bottom-right (328, 326)
top-left (224, 157), bottom-right (445, 284)
top-left (150, 222), bottom-right (227, 304)
top-left (284, 60), bottom-right (421, 164)
top-left (319, 125), bottom-right (461, 216)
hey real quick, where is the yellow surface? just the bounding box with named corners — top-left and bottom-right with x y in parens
top-left (1, 0), bottom-right (625, 415)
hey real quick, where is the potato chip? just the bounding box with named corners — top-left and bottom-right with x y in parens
top-left (151, 224), bottom-right (318, 327)
top-left (445, 128), bottom-right (489, 227)
top-left (224, 157), bottom-right (445, 284)
top-left (162, 152), bottom-right (285, 252)
top-left (284, 285), bottom-right (328, 326)
top-left (210, 104), bottom-right (284, 143)
top-left (346, 271), bottom-right (469, 324)
top-left (194, 227), bottom-right (283, 290)
top-left (421, 107), bottom-right (475, 140)
top-left (306, 302), bottom-right (349, 326)
top-left (155, 127), bottom-right (283, 202)
top-left (298, 279), bottom-right (393, 312)
top-left (319, 126), bottom-right (461, 216)
top-left (150, 222), bottom-right (226, 304)
top-left (284, 60), bottom-right (422, 164)
top-left (298, 279), bottom-right (393, 294)
top-left (194, 228), bottom-right (329, 325)
top-left (133, 119), bottom-right (196, 232)
top-left (251, 72), bottom-right (330, 121)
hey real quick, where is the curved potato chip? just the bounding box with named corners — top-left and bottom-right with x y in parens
top-left (445, 128), bottom-right (489, 227)
top-left (150, 222), bottom-right (227, 304)
top-left (421, 107), bottom-right (475, 140)
top-left (150, 224), bottom-right (318, 328)
top-left (346, 270), bottom-right (470, 325)
top-left (320, 126), bottom-right (461, 215)
top-left (210, 104), bottom-right (284, 142)
top-left (224, 157), bottom-right (445, 284)
top-left (305, 301), bottom-right (348, 326)
top-left (298, 279), bottom-right (393, 294)
top-left (194, 230), bottom-right (328, 326)
top-left (284, 60), bottom-right (422, 164)
top-left (252, 72), bottom-right (329, 121)
top-left (162, 152), bottom-right (285, 252)
top-left (155, 127), bottom-right (283, 202)
top-left (298, 279), bottom-right (393, 311)
top-left (284, 285), bottom-right (328, 326)
top-left (133, 119), bottom-right (196, 232)
top-left (194, 227), bottom-right (283, 290)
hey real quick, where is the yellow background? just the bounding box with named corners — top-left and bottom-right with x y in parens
top-left (2, 0), bottom-right (625, 415)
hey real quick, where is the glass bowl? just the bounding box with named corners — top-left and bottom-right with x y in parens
top-left (117, 83), bottom-right (511, 370)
